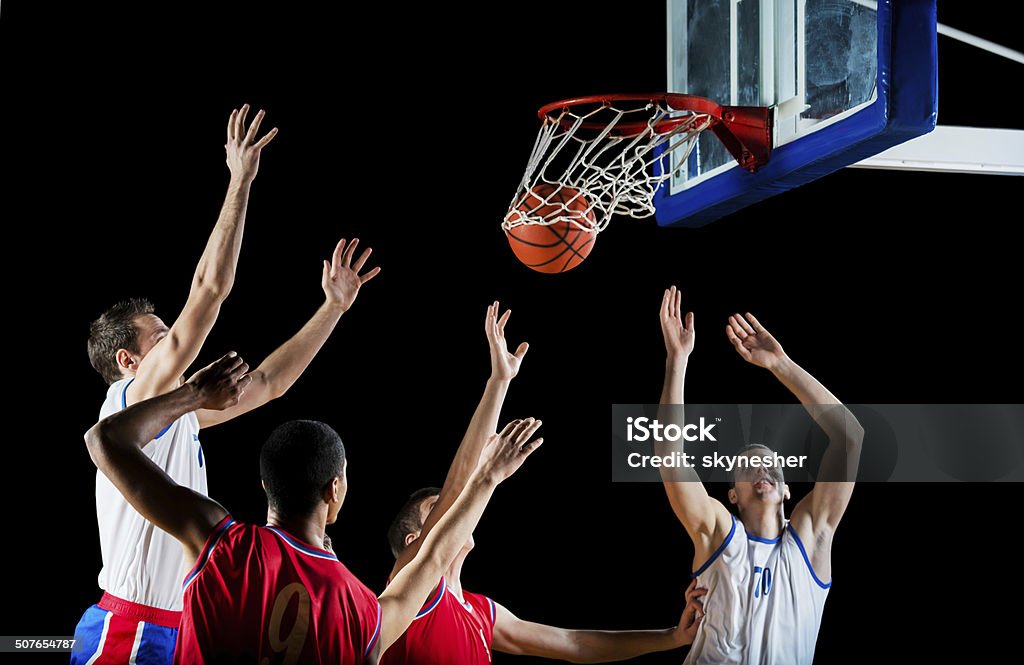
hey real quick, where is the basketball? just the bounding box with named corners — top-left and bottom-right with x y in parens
top-left (505, 184), bottom-right (597, 273)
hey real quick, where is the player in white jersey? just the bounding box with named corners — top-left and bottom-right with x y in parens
top-left (656, 286), bottom-right (863, 665)
top-left (73, 105), bottom-right (381, 665)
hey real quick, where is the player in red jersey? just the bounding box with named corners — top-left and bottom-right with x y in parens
top-left (84, 351), bottom-right (545, 664)
top-left (383, 303), bottom-right (705, 664)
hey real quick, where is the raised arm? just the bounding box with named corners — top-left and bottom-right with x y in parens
top-left (84, 353), bottom-right (251, 562)
top-left (491, 579), bottom-right (706, 662)
top-left (657, 287), bottom-right (732, 561)
top-left (725, 314), bottom-right (863, 562)
top-left (370, 420), bottom-right (543, 662)
top-left (128, 105), bottom-right (278, 404)
top-left (393, 301), bottom-right (528, 572)
top-left (197, 237), bottom-right (380, 428)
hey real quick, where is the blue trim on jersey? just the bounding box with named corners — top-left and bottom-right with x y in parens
top-left (121, 378), bottom-right (172, 440)
top-left (183, 517), bottom-right (235, 590)
top-left (264, 526), bottom-right (339, 561)
top-left (692, 515), bottom-right (737, 578)
top-left (487, 597), bottom-right (496, 624)
top-left (746, 532), bottom-right (782, 544)
top-left (364, 602), bottom-right (382, 657)
top-left (415, 577), bottom-right (447, 619)
top-left (786, 525), bottom-right (832, 589)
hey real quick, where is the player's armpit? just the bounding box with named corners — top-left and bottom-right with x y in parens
top-left (375, 561), bottom-right (441, 656)
top-left (128, 289), bottom-right (225, 403)
top-left (662, 485), bottom-right (733, 560)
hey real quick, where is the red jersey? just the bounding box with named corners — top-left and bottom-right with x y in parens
top-left (380, 576), bottom-right (496, 665)
top-left (174, 517), bottom-right (381, 665)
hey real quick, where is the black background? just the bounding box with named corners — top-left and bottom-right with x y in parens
top-left (1, 2), bottom-right (1021, 662)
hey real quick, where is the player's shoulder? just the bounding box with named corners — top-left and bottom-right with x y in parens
top-left (460, 588), bottom-right (496, 622)
top-left (99, 377), bottom-right (134, 416)
top-left (260, 525), bottom-right (340, 563)
top-left (98, 377), bottom-right (198, 434)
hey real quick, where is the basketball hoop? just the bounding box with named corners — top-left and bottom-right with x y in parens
top-left (504, 94), bottom-right (772, 234)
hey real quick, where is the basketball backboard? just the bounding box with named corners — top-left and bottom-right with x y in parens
top-left (656, 0), bottom-right (939, 227)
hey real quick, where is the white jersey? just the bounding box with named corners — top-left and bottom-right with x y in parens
top-left (684, 516), bottom-right (830, 665)
top-left (94, 378), bottom-right (208, 612)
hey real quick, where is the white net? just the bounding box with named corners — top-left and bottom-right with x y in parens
top-left (504, 99), bottom-right (717, 234)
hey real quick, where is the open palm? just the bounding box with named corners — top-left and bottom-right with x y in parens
top-left (322, 237), bottom-right (381, 313)
top-left (725, 313), bottom-right (786, 370)
top-left (485, 301), bottom-right (529, 381)
top-left (660, 286), bottom-right (695, 359)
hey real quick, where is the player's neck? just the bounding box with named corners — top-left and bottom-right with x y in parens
top-left (737, 504), bottom-right (786, 540)
top-left (445, 551), bottom-right (469, 601)
top-left (266, 508), bottom-right (329, 552)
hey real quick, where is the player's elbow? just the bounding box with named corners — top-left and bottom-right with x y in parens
top-left (84, 423), bottom-right (110, 467)
top-left (264, 375), bottom-right (289, 401)
top-left (192, 273), bottom-right (233, 303)
top-left (249, 371), bottom-right (285, 402)
top-left (565, 632), bottom-right (591, 663)
top-left (846, 422), bottom-right (865, 453)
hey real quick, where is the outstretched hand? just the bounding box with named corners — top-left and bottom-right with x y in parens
top-left (725, 313), bottom-right (786, 370)
top-left (186, 352), bottom-right (252, 410)
top-left (660, 286), bottom-right (695, 361)
top-left (485, 301), bottom-right (529, 381)
top-left (674, 579), bottom-right (707, 646)
top-left (476, 418), bottom-right (544, 484)
top-left (322, 237), bottom-right (381, 312)
top-left (225, 104), bottom-right (278, 183)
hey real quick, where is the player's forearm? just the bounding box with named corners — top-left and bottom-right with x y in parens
top-left (88, 385), bottom-right (201, 455)
top-left (771, 356), bottom-right (864, 444)
top-left (656, 359), bottom-right (690, 473)
top-left (441, 378), bottom-right (511, 495)
top-left (252, 301), bottom-right (345, 399)
top-left (192, 179), bottom-right (252, 299)
top-left (418, 473), bottom-right (497, 573)
top-left (570, 627), bottom-right (683, 662)
top-left (520, 627), bottom-right (681, 663)
top-left (660, 357), bottom-right (687, 405)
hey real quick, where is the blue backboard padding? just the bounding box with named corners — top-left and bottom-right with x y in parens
top-left (654, 0), bottom-right (937, 228)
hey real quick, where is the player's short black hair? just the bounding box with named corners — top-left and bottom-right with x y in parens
top-left (260, 420), bottom-right (347, 517)
top-left (87, 298), bottom-right (155, 385)
top-left (387, 487), bottom-right (442, 559)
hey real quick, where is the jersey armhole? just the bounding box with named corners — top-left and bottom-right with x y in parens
top-left (691, 514), bottom-right (737, 578)
top-left (182, 515), bottom-right (234, 590)
top-left (786, 524), bottom-right (832, 589)
top-left (415, 577), bottom-right (447, 619)
top-left (363, 601), bottom-right (382, 658)
top-left (121, 378), bottom-right (173, 440)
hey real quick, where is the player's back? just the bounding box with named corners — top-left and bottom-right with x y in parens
top-left (175, 517), bottom-right (381, 665)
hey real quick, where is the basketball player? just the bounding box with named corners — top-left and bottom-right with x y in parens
top-left (82, 352), bottom-right (545, 664)
top-left (75, 105), bottom-right (380, 664)
top-left (383, 303), bottom-right (706, 664)
top-left (656, 286), bottom-right (864, 665)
